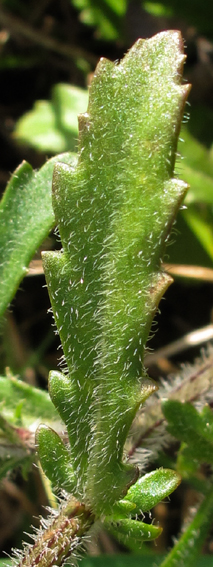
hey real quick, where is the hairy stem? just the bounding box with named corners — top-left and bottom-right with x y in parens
top-left (12, 497), bottom-right (95, 567)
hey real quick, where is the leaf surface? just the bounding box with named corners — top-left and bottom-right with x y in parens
top-left (42, 31), bottom-right (189, 513)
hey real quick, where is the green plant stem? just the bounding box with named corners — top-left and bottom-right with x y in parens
top-left (159, 482), bottom-right (213, 567)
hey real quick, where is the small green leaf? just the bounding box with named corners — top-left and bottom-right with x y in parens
top-left (124, 468), bottom-right (181, 513)
top-left (109, 499), bottom-right (136, 520)
top-left (106, 468), bottom-right (180, 550)
top-left (105, 517), bottom-right (162, 548)
top-left (36, 425), bottom-right (77, 493)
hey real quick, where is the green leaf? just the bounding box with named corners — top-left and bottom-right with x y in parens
top-left (36, 424), bottom-right (77, 492)
top-left (124, 469), bottom-right (181, 513)
top-left (105, 468), bottom-right (180, 551)
top-left (105, 517), bottom-right (162, 548)
top-left (42, 31), bottom-right (189, 515)
top-left (0, 152), bottom-right (77, 318)
top-left (163, 400), bottom-right (213, 465)
top-left (14, 84), bottom-right (88, 153)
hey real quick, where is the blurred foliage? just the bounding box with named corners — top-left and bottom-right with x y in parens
top-left (0, 374), bottom-right (57, 427)
top-left (71, 0), bottom-right (127, 40)
top-left (1, 553), bottom-right (213, 567)
top-left (14, 85), bottom-right (88, 153)
top-left (142, 0), bottom-right (213, 40)
top-left (163, 401), bottom-right (213, 466)
top-left (172, 124), bottom-right (213, 267)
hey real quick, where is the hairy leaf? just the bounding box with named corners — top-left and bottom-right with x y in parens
top-left (105, 517), bottom-right (162, 548)
top-left (41, 31), bottom-right (189, 515)
top-left (124, 468), bottom-right (181, 513)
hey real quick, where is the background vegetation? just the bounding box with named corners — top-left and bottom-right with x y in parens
top-left (0, 1), bottom-right (213, 565)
